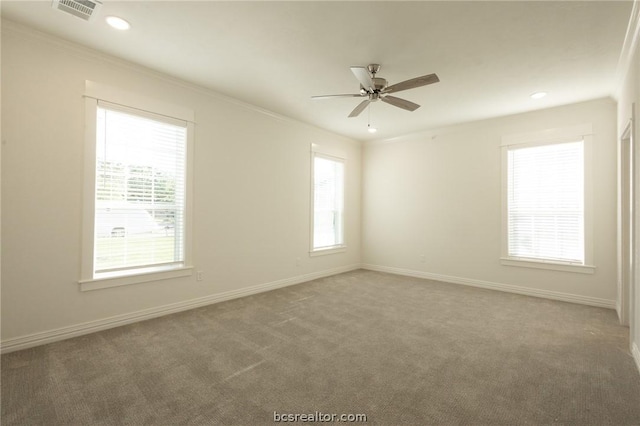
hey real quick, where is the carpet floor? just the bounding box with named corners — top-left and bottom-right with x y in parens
top-left (2, 269), bottom-right (640, 425)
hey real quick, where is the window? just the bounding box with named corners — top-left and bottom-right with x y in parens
top-left (501, 125), bottom-right (594, 273)
top-left (81, 82), bottom-right (194, 290)
top-left (507, 141), bottom-right (584, 263)
top-left (311, 153), bottom-right (345, 254)
top-left (95, 104), bottom-right (187, 273)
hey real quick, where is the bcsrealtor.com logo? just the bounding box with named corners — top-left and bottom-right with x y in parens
top-left (273, 411), bottom-right (367, 423)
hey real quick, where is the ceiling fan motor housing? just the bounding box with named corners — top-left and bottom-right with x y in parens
top-left (372, 78), bottom-right (388, 92)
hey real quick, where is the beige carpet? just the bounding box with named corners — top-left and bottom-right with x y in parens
top-left (3, 269), bottom-right (640, 425)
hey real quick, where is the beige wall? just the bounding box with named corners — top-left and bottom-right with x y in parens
top-left (2, 12), bottom-right (637, 367)
top-left (1, 23), bottom-right (361, 347)
top-left (363, 98), bottom-right (618, 305)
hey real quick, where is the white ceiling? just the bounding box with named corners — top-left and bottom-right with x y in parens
top-left (1, 1), bottom-right (633, 141)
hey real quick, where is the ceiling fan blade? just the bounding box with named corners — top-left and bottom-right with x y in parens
top-left (385, 73), bottom-right (439, 94)
top-left (348, 99), bottom-right (371, 117)
top-left (381, 95), bottom-right (420, 112)
top-left (311, 94), bottom-right (364, 100)
top-left (350, 66), bottom-right (375, 92)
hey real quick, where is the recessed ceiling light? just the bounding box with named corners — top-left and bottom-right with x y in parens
top-left (530, 91), bottom-right (547, 99)
top-left (106, 16), bottom-right (130, 30)
top-left (368, 125), bottom-right (378, 134)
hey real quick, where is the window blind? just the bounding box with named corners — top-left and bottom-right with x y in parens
top-left (94, 104), bottom-right (187, 275)
top-left (313, 155), bottom-right (345, 249)
top-left (507, 140), bottom-right (584, 263)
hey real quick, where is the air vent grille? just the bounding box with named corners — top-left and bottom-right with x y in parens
top-left (52, 0), bottom-right (102, 21)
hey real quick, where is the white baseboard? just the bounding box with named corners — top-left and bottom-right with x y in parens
top-left (361, 264), bottom-right (616, 309)
top-left (2, 263), bottom-right (618, 354)
top-left (633, 342), bottom-right (640, 375)
top-left (0, 264), bottom-right (360, 354)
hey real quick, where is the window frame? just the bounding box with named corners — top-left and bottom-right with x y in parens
top-left (500, 124), bottom-right (595, 274)
top-left (80, 82), bottom-right (195, 291)
top-left (309, 149), bottom-right (347, 256)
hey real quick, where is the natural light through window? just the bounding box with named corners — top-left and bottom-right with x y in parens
top-left (507, 140), bottom-right (584, 264)
top-left (94, 105), bottom-right (187, 277)
top-left (312, 154), bottom-right (345, 252)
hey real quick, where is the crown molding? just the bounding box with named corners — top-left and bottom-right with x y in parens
top-left (365, 97), bottom-right (614, 148)
top-left (1, 18), bottom-right (361, 148)
top-left (615, 0), bottom-right (640, 99)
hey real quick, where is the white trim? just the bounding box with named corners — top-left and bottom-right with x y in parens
top-left (96, 100), bottom-right (187, 128)
top-left (366, 100), bottom-right (611, 148)
top-left (184, 121), bottom-right (195, 273)
top-left (309, 246), bottom-right (347, 257)
top-left (1, 19), bottom-right (361, 147)
top-left (80, 97), bottom-right (98, 282)
top-left (615, 0), bottom-right (640, 99)
top-left (361, 264), bottom-right (616, 309)
top-left (310, 151), bottom-right (346, 254)
top-left (86, 81), bottom-right (195, 124)
top-left (618, 120), bottom-right (635, 325)
top-left (79, 266), bottom-right (194, 291)
top-left (500, 128), bottom-right (595, 270)
top-left (585, 133), bottom-right (595, 269)
top-left (632, 342), bottom-right (640, 375)
top-left (0, 264), bottom-right (361, 354)
top-left (500, 258), bottom-right (595, 274)
top-left (501, 124), bottom-right (593, 147)
top-left (311, 142), bottom-right (347, 159)
top-left (80, 88), bottom-right (195, 288)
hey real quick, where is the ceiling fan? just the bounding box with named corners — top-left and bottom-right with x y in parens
top-left (312, 64), bottom-right (439, 117)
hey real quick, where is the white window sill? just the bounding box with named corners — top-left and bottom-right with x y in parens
top-left (79, 265), bottom-right (193, 291)
top-left (500, 257), bottom-right (595, 274)
top-left (309, 246), bottom-right (347, 257)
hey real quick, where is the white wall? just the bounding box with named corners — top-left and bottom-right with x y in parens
top-left (363, 98), bottom-right (618, 306)
top-left (0, 22), bottom-right (361, 349)
top-left (616, 1), bottom-right (640, 371)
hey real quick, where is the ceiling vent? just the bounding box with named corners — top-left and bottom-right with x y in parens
top-left (52, 0), bottom-right (102, 21)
